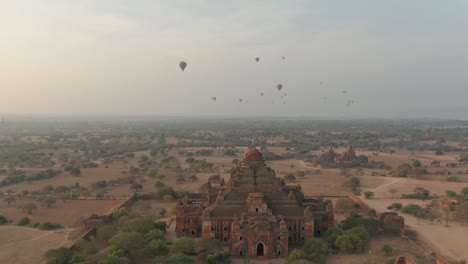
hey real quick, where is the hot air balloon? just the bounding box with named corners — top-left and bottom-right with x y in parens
top-left (255, 57), bottom-right (260, 62)
top-left (179, 61), bottom-right (187, 71)
top-left (211, 97), bottom-right (217, 102)
top-left (277, 84), bottom-right (283, 91)
top-left (260, 93), bottom-right (264, 96)
top-left (239, 98), bottom-right (243, 103)
top-left (282, 56), bottom-right (285, 60)
top-left (342, 90), bottom-right (347, 94)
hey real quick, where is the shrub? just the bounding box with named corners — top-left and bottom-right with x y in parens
top-left (401, 204), bottom-right (422, 216)
top-left (382, 244), bottom-right (393, 255)
top-left (40, 222), bottom-right (64, 230)
top-left (174, 236), bottom-right (196, 254)
top-left (0, 215), bottom-right (8, 225)
top-left (447, 176), bottom-right (460, 182)
top-left (146, 239), bottom-right (168, 256)
top-left (166, 253), bottom-right (194, 264)
top-left (17, 217), bottom-right (30, 226)
top-left (388, 203), bottom-right (402, 210)
top-left (364, 191), bottom-right (374, 199)
top-left (446, 190), bottom-right (457, 198)
top-left (112, 208), bottom-right (128, 219)
top-left (206, 252), bottom-right (231, 264)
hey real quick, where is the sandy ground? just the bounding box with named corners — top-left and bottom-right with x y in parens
top-left (0, 226), bottom-right (70, 264)
top-left (361, 179), bottom-right (468, 262)
top-left (0, 198), bottom-right (123, 226)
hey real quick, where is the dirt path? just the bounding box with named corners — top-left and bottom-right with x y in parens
top-left (361, 179), bottom-right (468, 262)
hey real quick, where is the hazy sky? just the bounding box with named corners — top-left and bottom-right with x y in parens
top-left (1, 1), bottom-right (467, 118)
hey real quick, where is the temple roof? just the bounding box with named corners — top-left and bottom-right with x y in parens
top-left (244, 148), bottom-right (263, 162)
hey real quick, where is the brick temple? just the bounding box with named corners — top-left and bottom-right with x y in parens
top-left (175, 148), bottom-right (334, 259)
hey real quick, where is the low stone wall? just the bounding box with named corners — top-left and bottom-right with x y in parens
top-left (68, 194), bottom-right (137, 250)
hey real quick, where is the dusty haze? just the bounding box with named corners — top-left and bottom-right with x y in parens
top-left (1, 1), bottom-right (467, 118)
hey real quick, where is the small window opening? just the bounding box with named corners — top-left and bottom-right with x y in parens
top-left (256, 208), bottom-right (259, 212)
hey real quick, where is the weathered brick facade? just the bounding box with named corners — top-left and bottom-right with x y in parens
top-left (176, 148), bottom-right (334, 259)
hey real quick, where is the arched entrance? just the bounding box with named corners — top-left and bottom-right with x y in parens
top-left (256, 243), bottom-right (264, 256)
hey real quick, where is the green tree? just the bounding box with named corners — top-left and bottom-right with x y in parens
top-left (335, 227), bottom-right (369, 254)
top-left (174, 237), bottom-right (196, 254)
top-left (70, 168), bottom-right (81, 177)
top-left (0, 215), bottom-right (8, 225)
top-left (206, 252), bottom-right (231, 264)
top-left (144, 229), bottom-right (165, 243)
top-left (153, 221), bottom-right (167, 232)
top-left (166, 254), bottom-right (194, 264)
top-left (177, 175), bottom-right (186, 182)
top-left (17, 217), bottom-right (30, 226)
top-left (349, 176), bottom-right (360, 189)
top-left (189, 175), bottom-right (198, 181)
top-left (112, 208), bottom-right (128, 219)
top-left (382, 244), bottom-right (393, 256)
top-left (97, 225), bottom-right (116, 241)
top-left (109, 232), bottom-right (145, 252)
top-left (121, 217), bottom-right (154, 234)
top-left (286, 249), bottom-right (307, 263)
top-left (412, 159), bottom-right (421, 168)
top-left (44, 197), bottom-right (56, 208)
top-left (364, 191), bottom-right (374, 199)
top-left (446, 190), bottom-right (457, 198)
top-left (159, 209), bottom-right (167, 217)
top-left (154, 181), bottom-right (165, 189)
top-left (146, 239), bottom-right (168, 256)
top-left (461, 187), bottom-right (468, 196)
top-left (45, 247), bottom-right (74, 264)
top-left (148, 168), bottom-right (158, 178)
top-left (285, 173), bottom-right (296, 182)
top-left (130, 183), bottom-right (143, 193)
top-left (303, 238), bottom-right (328, 263)
top-left (335, 233), bottom-right (364, 253)
top-left (324, 227), bottom-right (343, 248)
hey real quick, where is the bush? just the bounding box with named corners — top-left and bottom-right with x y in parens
top-left (364, 191), bottom-right (374, 199)
top-left (446, 190), bottom-right (457, 198)
top-left (341, 217), bottom-right (381, 235)
top-left (287, 249), bottom-right (307, 263)
top-left (382, 244), bottom-right (393, 255)
top-left (448, 176), bottom-right (460, 182)
top-left (112, 208), bottom-right (128, 219)
top-left (40, 222), bottom-right (64, 230)
top-left (401, 204), bottom-right (422, 216)
top-left (146, 239), bottom-right (168, 256)
top-left (349, 176), bottom-right (360, 189)
top-left (387, 203), bottom-right (402, 210)
top-left (206, 252), bottom-right (231, 264)
top-left (335, 227), bottom-right (370, 254)
top-left (109, 232), bottom-right (145, 252)
top-left (0, 215), bottom-right (8, 225)
top-left (174, 237), bottom-right (196, 254)
top-left (303, 238), bottom-right (328, 263)
top-left (166, 253), bottom-right (194, 264)
top-left (17, 217), bottom-right (30, 226)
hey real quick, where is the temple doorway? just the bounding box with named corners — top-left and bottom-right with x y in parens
top-left (257, 243), bottom-right (264, 256)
